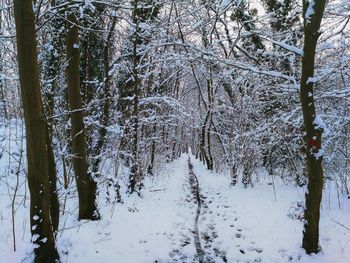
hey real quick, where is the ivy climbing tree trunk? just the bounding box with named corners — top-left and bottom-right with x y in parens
top-left (300, 0), bottom-right (327, 254)
top-left (66, 12), bottom-right (99, 220)
top-left (13, 0), bottom-right (60, 261)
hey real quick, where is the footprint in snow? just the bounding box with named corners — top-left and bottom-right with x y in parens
top-left (247, 246), bottom-right (263, 253)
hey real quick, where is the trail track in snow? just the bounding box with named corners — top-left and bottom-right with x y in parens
top-left (165, 157), bottom-right (229, 263)
top-left (185, 158), bottom-right (228, 263)
top-left (187, 158), bottom-right (204, 262)
top-left (3, 154), bottom-right (348, 263)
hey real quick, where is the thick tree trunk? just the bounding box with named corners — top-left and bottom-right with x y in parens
top-left (66, 12), bottom-right (99, 220)
top-left (46, 123), bottom-right (60, 232)
top-left (300, 0), bottom-right (327, 254)
top-left (13, 1), bottom-right (59, 261)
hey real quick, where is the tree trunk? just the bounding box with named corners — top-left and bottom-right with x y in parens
top-left (66, 12), bottom-right (99, 220)
top-left (13, 1), bottom-right (59, 261)
top-left (300, 0), bottom-right (327, 254)
top-left (147, 124), bottom-right (157, 175)
top-left (92, 18), bottom-right (116, 176)
top-left (0, 8), bottom-right (7, 119)
top-left (46, 123), bottom-right (60, 232)
top-left (129, 33), bottom-right (142, 194)
top-left (200, 110), bottom-right (213, 170)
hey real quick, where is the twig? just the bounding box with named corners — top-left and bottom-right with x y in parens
top-left (331, 218), bottom-right (350, 231)
top-left (149, 188), bottom-right (166, 192)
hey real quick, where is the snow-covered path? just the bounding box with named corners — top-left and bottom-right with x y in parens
top-left (2, 154), bottom-right (350, 262)
top-left (59, 155), bottom-right (240, 263)
top-left (57, 155), bottom-right (200, 263)
top-left (55, 154), bottom-right (349, 263)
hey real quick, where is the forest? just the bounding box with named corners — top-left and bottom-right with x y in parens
top-left (0, 0), bottom-right (349, 262)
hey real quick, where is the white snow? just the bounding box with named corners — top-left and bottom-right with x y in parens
top-left (305, 0), bottom-right (316, 22)
top-left (219, 0), bottom-right (232, 10)
top-left (313, 115), bottom-right (329, 136)
top-left (31, 234), bottom-right (40, 242)
top-left (1, 148), bottom-right (349, 262)
top-left (314, 148), bottom-right (324, 160)
top-left (307, 76), bottom-right (318, 84)
top-left (138, 22), bottom-right (151, 30)
top-left (79, 6), bottom-right (84, 19)
top-left (313, 115), bottom-right (325, 129)
top-left (268, 38), bottom-right (304, 56)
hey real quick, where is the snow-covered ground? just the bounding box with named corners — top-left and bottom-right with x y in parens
top-left (1, 150), bottom-right (349, 262)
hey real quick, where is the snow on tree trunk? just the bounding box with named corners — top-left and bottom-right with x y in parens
top-left (300, 0), bottom-right (327, 254)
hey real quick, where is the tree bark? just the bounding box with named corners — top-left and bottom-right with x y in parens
top-left (200, 110), bottom-right (213, 170)
top-left (147, 124), bottom-right (157, 175)
top-left (13, 0), bottom-right (59, 261)
top-left (0, 9), bottom-right (7, 119)
top-left (46, 123), bottom-right (60, 232)
top-left (300, 0), bottom-right (327, 254)
top-left (92, 17), bottom-right (116, 176)
top-left (129, 30), bottom-right (141, 194)
top-left (66, 12), bottom-right (99, 220)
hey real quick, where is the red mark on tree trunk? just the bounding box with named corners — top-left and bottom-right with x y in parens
top-left (309, 139), bottom-right (319, 150)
